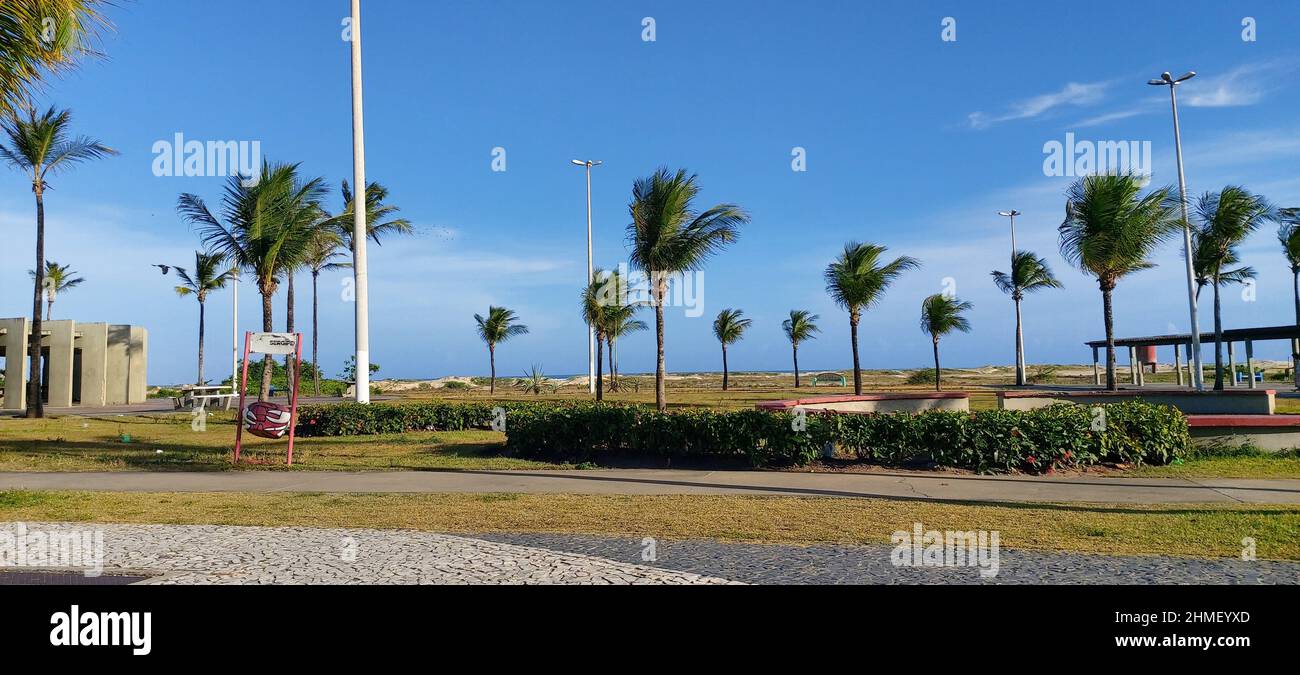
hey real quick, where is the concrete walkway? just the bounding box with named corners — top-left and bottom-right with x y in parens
top-left (1, 469), bottom-right (1298, 504)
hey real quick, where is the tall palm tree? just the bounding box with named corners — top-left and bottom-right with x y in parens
top-left (0, 1), bottom-right (112, 117)
top-left (991, 251), bottom-right (1062, 386)
top-left (0, 106), bottom-right (115, 418)
top-left (172, 251), bottom-right (234, 385)
top-left (920, 294), bottom-right (973, 391)
top-left (474, 306), bottom-right (528, 394)
top-left (304, 227), bottom-right (350, 396)
top-left (712, 308), bottom-right (752, 391)
top-left (1280, 208), bottom-right (1300, 389)
top-left (627, 168), bottom-right (748, 411)
top-left (1192, 186), bottom-right (1273, 390)
top-left (178, 161), bottom-right (327, 401)
top-left (824, 242), bottom-right (920, 395)
top-left (26, 261), bottom-right (83, 320)
top-left (581, 269), bottom-right (613, 401)
top-left (1059, 173), bottom-right (1179, 390)
top-left (782, 310), bottom-right (820, 387)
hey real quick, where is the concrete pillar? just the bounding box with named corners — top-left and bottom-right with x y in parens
top-left (1174, 343), bottom-right (1184, 386)
top-left (43, 320), bottom-right (75, 408)
top-left (105, 325), bottom-right (132, 405)
top-left (1189, 342), bottom-right (1197, 388)
top-left (1293, 339), bottom-right (1299, 390)
top-left (1136, 348), bottom-right (1145, 387)
top-left (1227, 341), bottom-right (1237, 387)
top-left (0, 318), bottom-right (28, 411)
top-left (78, 323), bottom-right (109, 407)
top-left (128, 326), bottom-right (148, 404)
top-left (1129, 346), bottom-right (1138, 385)
top-left (1246, 340), bottom-right (1256, 389)
top-left (1092, 346), bottom-right (1100, 387)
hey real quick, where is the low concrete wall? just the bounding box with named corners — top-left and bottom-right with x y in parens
top-left (758, 392), bottom-right (970, 414)
top-left (998, 390), bottom-right (1275, 415)
top-left (1188, 415), bottom-right (1300, 452)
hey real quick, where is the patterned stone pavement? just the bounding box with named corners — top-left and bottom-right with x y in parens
top-left (6, 522), bottom-right (1298, 584)
top-left (477, 533), bottom-right (1300, 585)
top-left (1, 523), bottom-right (737, 585)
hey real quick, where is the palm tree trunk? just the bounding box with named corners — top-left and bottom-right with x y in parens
top-left (849, 313), bottom-right (862, 395)
top-left (1294, 269), bottom-right (1300, 390)
top-left (285, 274), bottom-right (296, 400)
top-left (489, 344), bottom-right (496, 394)
top-left (1213, 280), bottom-right (1224, 391)
top-left (45, 298), bottom-right (52, 321)
top-left (932, 337), bottom-right (941, 392)
top-left (607, 336), bottom-right (616, 392)
top-left (197, 298), bottom-right (206, 385)
top-left (721, 344), bottom-right (729, 391)
top-left (793, 344), bottom-right (800, 388)
top-left (595, 334), bottom-right (604, 401)
top-left (1101, 281), bottom-right (1117, 391)
top-left (654, 277), bottom-right (666, 412)
top-left (312, 271), bottom-right (320, 397)
top-left (26, 188), bottom-right (46, 418)
top-left (1014, 297), bottom-right (1025, 386)
top-left (259, 290), bottom-right (273, 401)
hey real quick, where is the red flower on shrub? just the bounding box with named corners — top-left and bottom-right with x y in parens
top-left (1026, 455), bottom-right (1037, 465)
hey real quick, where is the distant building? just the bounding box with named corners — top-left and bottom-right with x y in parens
top-left (0, 318), bottom-right (148, 410)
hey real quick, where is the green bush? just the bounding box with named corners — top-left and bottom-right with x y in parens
top-left (293, 399), bottom-right (1191, 474)
top-left (504, 400), bottom-right (1189, 473)
top-left (904, 369), bottom-right (936, 385)
top-left (442, 381), bottom-right (471, 390)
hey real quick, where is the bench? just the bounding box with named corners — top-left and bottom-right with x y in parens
top-left (191, 393), bottom-right (236, 411)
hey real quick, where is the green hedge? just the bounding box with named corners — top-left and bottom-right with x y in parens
top-left (296, 401), bottom-right (546, 436)
top-left (294, 399), bottom-right (1190, 474)
top-left (503, 400), bottom-right (1189, 473)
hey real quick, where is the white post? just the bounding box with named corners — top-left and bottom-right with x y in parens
top-left (350, 0), bottom-right (371, 404)
top-left (1246, 340), bottom-right (1256, 389)
top-left (1174, 342), bottom-right (1183, 386)
top-left (231, 271), bottom-right (238, 387)
top-left (1167, 82), bottom-right (1204, 391)
top-left (1227, 341), bottom-right (1236, 388)
top-left (586, 162), bottom-right (595, 396)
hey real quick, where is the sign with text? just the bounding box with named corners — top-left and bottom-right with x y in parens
top-left (248, 332), bottom-right (299, 355)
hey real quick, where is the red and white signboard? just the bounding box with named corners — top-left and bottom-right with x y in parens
top-left (233, 331), bottom-right (303, 465)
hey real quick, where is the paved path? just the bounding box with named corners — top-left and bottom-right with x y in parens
top-left (0, 522), bottom-right (735, 585)
top-left (3, 522), bottom-right (1295, 584)
top-left (479, 533), bottom-right (1300, 585)
top-left (1, 469), bottom-right (1298, 504)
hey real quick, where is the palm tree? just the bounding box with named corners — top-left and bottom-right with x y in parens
top-left (328, 180), bottom-right (413, 249)
top-left (627, 168), bottom-right (748, 411)
top-left (26, 261), bottom-right (83, 320)
top-left (581, 269), bottom-right (612, 401)
top-left (824, 242), bottom-right (920, 395)
top-left (782, 310), bottom-right (820, 387)
top-left (0, 1), bottom-right (111, 117)
top-left (172, 252), bottom-right (234, 385)
top-left (474, 306), bottom-right (528, 394)
top-left (1059, 174), bottom-right (1179, 390)
top-left (991, 251), bottom-right (1062, 386)
top-left (920, 294), bottom-right (973, 391)
top-left (179, 161), bottom-right (327, 401)
top-left (303, 227), bottom-right (350, 396)
top-left (1192, 186), bottom-right (1273, 390)
top-left (1280, 208), bottom-right (1300, 389)
top-left (712, 308), bottom-right (752, 391)
top-left (0, 106), bottom-right (115, 418)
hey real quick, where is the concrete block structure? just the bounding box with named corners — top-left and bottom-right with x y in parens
top-left (0, 318), bottom-right (148, 410)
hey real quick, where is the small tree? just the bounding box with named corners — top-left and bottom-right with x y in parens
top-left (919, 294), bottom-right (972, 391)
top-left (782, 310), bottom-right (820, 387)
top-left (712, 308), bottom-right (752, 391)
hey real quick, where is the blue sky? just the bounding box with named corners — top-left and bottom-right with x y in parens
top-left (2, 0), bottom-right (1299, 384)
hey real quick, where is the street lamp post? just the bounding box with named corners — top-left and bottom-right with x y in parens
top-left (571, 159), bottom-right (602, 396)
top-left (998, 210), bottom-right (1024, 385)
top-left (1149, 70), bottom-right (1203, 391)
top-left (350, 0), bottom-right (372, 403)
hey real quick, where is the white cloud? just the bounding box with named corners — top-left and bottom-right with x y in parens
top-left (968, 81), bottom-right (1110, 129)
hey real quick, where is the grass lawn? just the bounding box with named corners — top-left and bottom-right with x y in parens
top-left (0, 413), bottom-right (557, 472)
top-left (2, 489), bottom-right (1297, 560)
